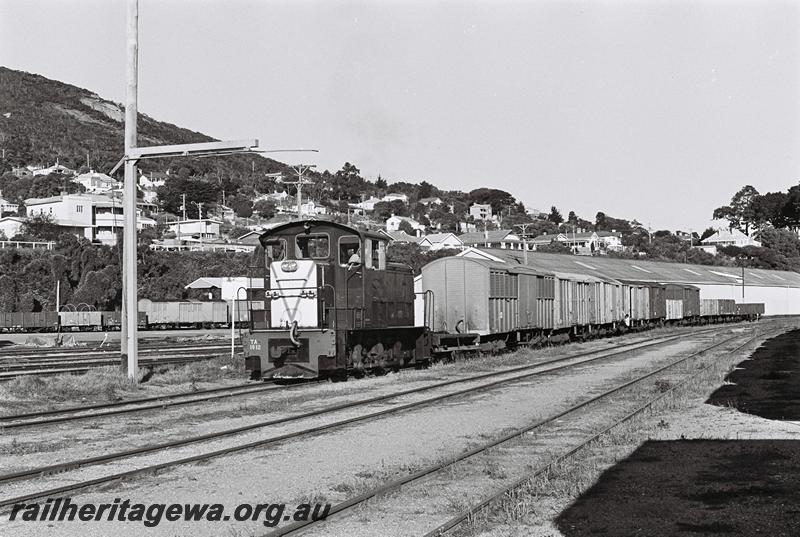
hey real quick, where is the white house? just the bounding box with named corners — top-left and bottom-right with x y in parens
top-left (0, 191), bottom-right (19, 214)
top-left (469, 203), bottom-right (493, 221)
top-left (167, 219), bottom-right (222, 240)
top-left (25, 193), bottom-right (154, 245)
top-left (386, 215), bottom-right (425, 235)
top-left (73, 170), bottom-right (118, 193)
top-left (32, 162), bottom-right (76, 176)
top-left (26, 193), bottom-right (95, 241)
top-left (300, 200), bottom-right (327, 216)
top-left (352, 196), bottom-right (381, 212)
top-left (702, 228), bottom-right (762, 248)
top-left (419, 233), bottom-right (463, 251)
top-left (459, 230), bottom-right (522, 249)
top-left (0, 216), bottom-right (25, 239)
top-left (139, 171), bottom-right (168, 189)
top-left (418, 197), bottom-right (443, 206)
top-left (185, 277), bottom-right (265, 300)
top-left (382, 193), bottom-right (409, 204)
top-left (384, 230), bottom-right (423, 244)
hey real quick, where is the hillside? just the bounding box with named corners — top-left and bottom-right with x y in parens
top-left (0, 66), bottom-right (289, 179)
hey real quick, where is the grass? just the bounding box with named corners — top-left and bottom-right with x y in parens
top-left (0, 352), bottom-right (246, 411)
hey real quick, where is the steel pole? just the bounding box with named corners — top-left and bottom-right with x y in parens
top-left (123, 0), bottom-right (139, 379)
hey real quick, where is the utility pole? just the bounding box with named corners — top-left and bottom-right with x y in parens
top-left (194, 201), bottom-right (204, 251)
top-left (514, 223), bottom-right (534, 264)
top-left (121, 0), bottom-right (139, 376)
top-left (284, 164), bottom-right (316, 217)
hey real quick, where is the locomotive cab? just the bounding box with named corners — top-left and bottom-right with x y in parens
top-left (245, 220), bottom-right (428, 380)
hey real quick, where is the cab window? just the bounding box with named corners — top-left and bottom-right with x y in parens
top-left (364, 239), bottom-right (386, 270)
top-left (263, 239), bottom-right (286, 263)
top-left (339, 236), bottom-right (361, 266)
top-left (296, 234), bottom-right (329, 259)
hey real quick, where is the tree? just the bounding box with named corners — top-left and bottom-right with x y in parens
top-left (750, 192), bottom-right (789, 229)
top-left (22, 213), bottom-right (62, 241)
top-left (375, 175), bottom-right (387, 189)
top-left (156, 175), bottom-right (220, 218)
top-left (537, 240), bottom-right (571, 254)
top-left (712, 185), bottom-right (759, 234)
top-left (398, 220), bottom-right (417, 235)
top-left (468, 188), bottom-right (516, 214)
top-left (229, 196), bottom-right (253, 218)
top-left (253, 199), bottom-right (276, 219)
top-left (547, 206), bottom-right (563, 224)
top-left (699, 227), bottom-right (716, 242)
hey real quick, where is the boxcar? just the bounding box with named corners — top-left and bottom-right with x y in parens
top-left (700, 298), bottom-right (738, 317)
top-left (421, 256), bottom-right (555, 349)
top-left (735, 303), bottom-right (765, 319)
top-left (59, 311), bottom-right (102, 330)
top-left (0, 312), bottom-right (59, 332)
top-left (138, 299), bottom-right (229, 328)
top-left (24, 312), bottom-right (60, 331)
top-left (622, 282), bottom-right (651, 323)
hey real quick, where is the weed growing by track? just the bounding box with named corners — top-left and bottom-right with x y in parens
top-left (0, 353), bottom-right (245, 412)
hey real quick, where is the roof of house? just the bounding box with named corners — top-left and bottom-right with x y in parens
top-left (387, 215), bottom-right (421, 224)
top-left (185, 277), bottom-right (265, 294)
top-left (457, 247), bottom-right (800, 287)
top-left (459, 230), bottom-right (515, 243)
top-left (702, 228), bottom-right (758, 244)
top-left (418, 197), bottom-right (442, 204)
top-left (424, 233), bottom-right (462, 244)
top-left (386, 230), bottom-right (423, 243)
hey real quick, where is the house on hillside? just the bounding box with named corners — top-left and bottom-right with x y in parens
top-left (702, 228), bottom-right (761, 248)
top-left (419, 233), bottom-right (463, 251)
top-left (139, 171), bottom-right (168, 189)
top-left (469, 203), bottom-right (493, 221)
top-left (0, 216), bottom-right (25, 239)
top-left (25, 192), bottom-right (152, 245)
top-left (32, 162), bottom-right (75, 176)
top-left (0, 191), bottom-right (19, 215)
top-left (167, 219), bottom-right (221, 240)
top-left (529, 230), bottom-right (623, 255)
top-left (382, 193), bottom-right (409, 204)
top-left (73, 170), bottom-right (118, 193)
top-left (386, 215), bottom-right (425, 235)
top-left (352, 196), bottom-right (381, 212)
top-left (384, 230), bottom-right (423, 244)
top-left (459, 230), bottom-right (525, 250)
top-left (418, 197), bottom-right (443, 206)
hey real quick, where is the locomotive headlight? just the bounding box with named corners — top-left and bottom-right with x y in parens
top-left (281, 260), bottom-right (298, 272)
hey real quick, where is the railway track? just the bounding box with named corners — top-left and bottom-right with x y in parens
top-left (0, 342), bottom-right (240, 361)
top-left (0, 343), bottom-right (242, 380)
top-left (265, 327), bottom-right (778, 536)
top-left (0, 326), bottom-right (734, 510)
top-left (0, 381), bottom-right (283, 429)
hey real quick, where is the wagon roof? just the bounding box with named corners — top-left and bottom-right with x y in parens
top-left (423, 255), bottom-right (551, 277)
top-left (459, 248), bottom-right (800, 288)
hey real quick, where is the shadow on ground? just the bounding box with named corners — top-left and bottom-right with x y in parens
top-left (706, 329), bottom-right (800, 420)
top-left (556, 439), bottom-right (800, 536)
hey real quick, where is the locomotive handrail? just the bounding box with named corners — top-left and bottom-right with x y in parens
top-left (288, 321), bottom-right (301, 347)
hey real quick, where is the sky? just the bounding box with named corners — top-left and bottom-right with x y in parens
top-left (1, 0), bottom-right (798, 232)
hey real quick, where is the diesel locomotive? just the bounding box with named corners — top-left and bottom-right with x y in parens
top-left (244, 220), bottom-right (429, 380)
